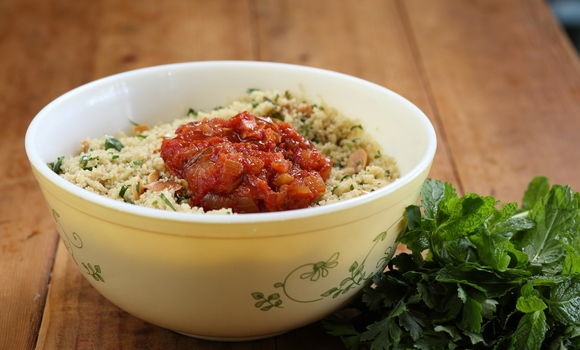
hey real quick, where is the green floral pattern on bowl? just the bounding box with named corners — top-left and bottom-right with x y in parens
top-left (251, 220), bottom-right (400, 311)
top-left (52, 209), bottom-right (105, 283)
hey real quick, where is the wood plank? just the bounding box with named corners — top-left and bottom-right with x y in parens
top-left (402, 0), bottom-right (580, 201)
top-left (0, 0), bottom-right (100, 348)
top-left (93, 0), bottom-right (256, 77)
top-left (35, 1), bottom-right (265, 349)
top-left (252, 0), bottom-right (460, 187)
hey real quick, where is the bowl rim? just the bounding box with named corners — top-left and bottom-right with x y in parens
top-left (25, 60), bottom-right (436, 224)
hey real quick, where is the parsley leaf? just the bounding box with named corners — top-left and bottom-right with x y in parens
top-left (48, 156), bottom-right (64, 174)
top-left (187, 108), bottom-right (198, 116)
top-left (104, 137), bottom-right (124, 152)
top-left (79, 154), bottom-right (98, 170)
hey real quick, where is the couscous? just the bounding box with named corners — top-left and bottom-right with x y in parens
top-left (51, 89), bottom-right (399, 213)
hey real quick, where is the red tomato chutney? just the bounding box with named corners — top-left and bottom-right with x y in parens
top-left (160, 112), bottom-right (333, 213)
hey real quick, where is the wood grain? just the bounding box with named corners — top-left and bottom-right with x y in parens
top-left (92, 0), bottom-right (255, 78)
top-left (402, 0), bottom-right (580, 201)
top-left (0, 1), bottom-right (99, 349)
top-left (252, 0), bottom-right (459, 185)
top-left (1, 0), bottom-right (578, 349)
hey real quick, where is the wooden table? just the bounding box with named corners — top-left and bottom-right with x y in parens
top-left (2, 0), bottom-right (579, 348)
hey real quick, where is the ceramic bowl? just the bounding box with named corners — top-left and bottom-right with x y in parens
top-left (25, 61), bottom-right (436, 340)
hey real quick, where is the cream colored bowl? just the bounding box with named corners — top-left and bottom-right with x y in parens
top-left (25, 61), bottom-right (436, 340)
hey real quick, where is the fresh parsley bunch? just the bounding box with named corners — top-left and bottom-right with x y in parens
top-left (324, 177), bottom-right (579, 349)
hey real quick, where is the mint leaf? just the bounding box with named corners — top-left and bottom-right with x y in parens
top-left (546, 276), bottom-right (580, 325)
top-left (512, 310), bottom-right (547, 349)
top-left (522, 176), bottom-right (549, 210)
top-left (518, 183), bottom-right (578, 268)
top-left (516, 283), bottom-right (547, 313)
top-left (420, 178), bottom-right (455, 221)
top-left (430, 194), bottom-right (497, 264)
top-left (488, 203), bottom-right (535, 236)
top-left (470, 232), bottom-right (513, 271)
top-left (563, 252), bottom-right (580, 274)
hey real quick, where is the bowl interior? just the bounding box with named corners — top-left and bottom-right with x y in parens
top-left (26, 61), bottom-right (436, 220)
